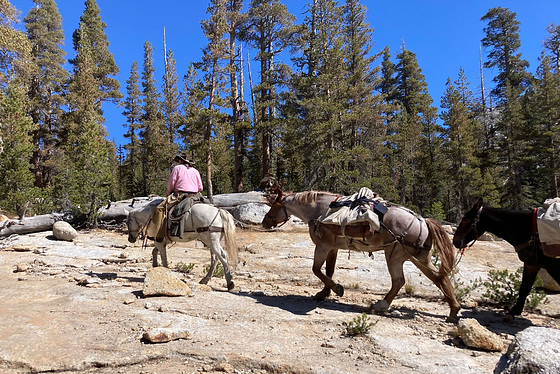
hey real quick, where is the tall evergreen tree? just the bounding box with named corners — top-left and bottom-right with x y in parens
top-left (140, 40), bottom-right (167, 196)
top-left (243, 0), bottom-right (299, 178)
top-left (0, 83), bottom-right (38, 215)
top-left (0, 0), bottom-right (32, 87)
top-left (440, 69), bottom-right (493, 221)
top-left (481, 7), bottom-right (533, 209)
top-left (227, 0), bottom-right (250, 192)
top-left (70, 0), bottom-right (122, 106)
top-left (58, 26), bottom-right (112, 220)
top-left (391, 45), bottom-right (439, 209)
top-left (199, 0), bottom-right (230, 199)
top-left (162, 47), bottom-right (180, 153)
top-left (24, 0), bottom-right (68, 188)
top-left (526, 52), bottom-right (560, 200)
top-left (122, 60), bottom-right (143, 197)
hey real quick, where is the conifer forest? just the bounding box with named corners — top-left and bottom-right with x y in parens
top-left (1, 0), bottom-right (559, 224)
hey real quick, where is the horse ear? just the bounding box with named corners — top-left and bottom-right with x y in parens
top-left (475, 198), bottom-right (484, 209)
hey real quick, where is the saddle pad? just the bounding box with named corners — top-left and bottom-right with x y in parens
top-left (537, 197), bottom-right (560, 245)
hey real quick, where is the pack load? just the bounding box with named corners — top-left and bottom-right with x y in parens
top-left (318, 187), bottom-right (387, 239)
top-left (536, 197), bottom-right (560, 257)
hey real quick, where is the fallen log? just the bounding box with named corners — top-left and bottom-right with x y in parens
top-left (0, 212), bottom-right (75, 237)
top-left (0, 192), bottom-right (269, 237)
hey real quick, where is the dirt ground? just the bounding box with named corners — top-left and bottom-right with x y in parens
top-left (0, 224), bottom-right (559, 374)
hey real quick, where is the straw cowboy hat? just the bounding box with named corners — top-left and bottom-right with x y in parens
top-left (174, 153), bottom-right (195, 165)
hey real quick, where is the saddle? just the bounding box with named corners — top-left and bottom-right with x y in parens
top-left (167, 194), bottom-right (203, 239)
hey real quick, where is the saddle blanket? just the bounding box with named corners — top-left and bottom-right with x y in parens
top-left (318, 187), bottom-right (385, 237)
top-left (537, 197), bottom-right (560, 257)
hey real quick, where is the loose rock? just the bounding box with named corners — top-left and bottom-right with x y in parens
top-left (142, 327), bottom-right (189, 343)
top-left (457, 318), bottom-right (504, 352)
top-left (52, 221), bottom-right (78, 241)
top-left (142, 267), bottom-right (192, 297)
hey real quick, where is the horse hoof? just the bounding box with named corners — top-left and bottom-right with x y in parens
top-left (445, 316), bottom-right (459, 324)
top-left (372, 300), bottom-right (389, 313)
top-left (199, 277), bottom-right (210, 285)
top-left (502, 314), bottom-right (515, 323)
top-left (333, 284), bottom-right (344, 297)
top-left (227, 281), bottom-right (235, 291)
top-left (313, 289), bottom-right (330, 301)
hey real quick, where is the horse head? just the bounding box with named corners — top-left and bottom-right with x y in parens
top-left (262, 190), bottom-right (289, 229)
top-left (453, 198), bottom-right (484, 249)
top-left (126, 209), bottom-right (141, 243)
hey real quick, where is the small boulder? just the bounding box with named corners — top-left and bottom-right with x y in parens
top-left (457, 318), bottom-right (504, 352)
top-left (52, 221), bottom-right (77, 241)
top-left (495, 326), bottom-right (560, 373)
top-left (231, 203), bottom-right (270, 225)
top-left (143, 267), bottom-right (192, 297)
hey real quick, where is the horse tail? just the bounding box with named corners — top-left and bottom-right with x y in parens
top-left (219, 208), bottom-right (238, 268)
top-left (425, 218), bottom-right (455, 278)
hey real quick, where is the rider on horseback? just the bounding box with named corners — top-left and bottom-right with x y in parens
top-left (146, 152), bottom-right (203, 242)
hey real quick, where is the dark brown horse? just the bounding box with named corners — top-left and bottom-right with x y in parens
top-left (262, 189), bottom-right (461, 322)
top-left (453, 198), bottom-right (560, 316)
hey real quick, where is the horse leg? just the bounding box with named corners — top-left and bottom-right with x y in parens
top-left (200, 252), bottom-right (217, 285)
top-left (372, 246), bottom-right (406, 313)
top-left (158, 240), bottom-right (169, 268)
top-left (509, 263), bottom-right (540, 316)
top-left (312, 247), bottom-right (343, 300)
top-left (205, 233), bottom-right (235, 291)
top-left (411, 249), bottom-right (461, 323)
top-left (152, 246), bottom-right (159, 267)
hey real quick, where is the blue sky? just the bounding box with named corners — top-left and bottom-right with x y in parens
top-left (11, 0), bottom-right (560, 146)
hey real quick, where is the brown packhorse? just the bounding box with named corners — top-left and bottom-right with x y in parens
top-left (262, 189), bottom-right (461, 322)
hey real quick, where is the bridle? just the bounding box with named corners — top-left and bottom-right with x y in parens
top-left (459, 205), bottom-right (483, 251)
top-left (264, 191), bottom-right (290, 228)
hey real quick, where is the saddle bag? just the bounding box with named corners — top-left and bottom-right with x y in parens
top-left (536, 197), bottom-right (560, 257)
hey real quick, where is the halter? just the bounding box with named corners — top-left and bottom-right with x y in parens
top-left (459, 205), bottom-right (483, 251)
top-left (266, 196), bottom-right (290, 228)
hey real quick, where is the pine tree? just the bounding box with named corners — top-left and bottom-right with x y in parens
top-left (440, 70), bottom-right (491, 221)
top-left (0, 83), bottom-right (38, 215)
top-left (227, 0), bottom-right (250, 192)
top-left (0, 0), bottom-right (32, 87)
top-left (243, 0), bottom-right (299, 178)
top-left (481, 7), bottom-right (533, 209)
top-left (200, 0), bottom-right (230, 199)
top-left (392, 45), bottom-right (439, 209)
top-left (162, 47), bottom-right (180, 153)
top-left (122, 60), bottom-right (143, 197)
top-left (24, 0), bottom-right (68, 188)
top-left (140, 40), bottom-right (167, 196)
top-left (526, 52), bottom-right (560, 200)
top-left (57, 28), bottom-right (112, 220)
top-left (70, 0), bottom-right (122, 105)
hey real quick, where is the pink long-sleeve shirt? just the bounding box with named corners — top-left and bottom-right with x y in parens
top-left (167, 164), bottom-right (203, 195)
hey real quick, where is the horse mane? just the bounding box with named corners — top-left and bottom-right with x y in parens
top-left (290, 191), bottom-right (337, 204)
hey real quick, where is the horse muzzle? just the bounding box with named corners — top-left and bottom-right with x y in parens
top-left (128, 234), bottom-right (137, 243)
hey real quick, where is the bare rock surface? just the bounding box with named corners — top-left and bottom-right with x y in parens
top-left (0, 227), bottom-right (559, 373)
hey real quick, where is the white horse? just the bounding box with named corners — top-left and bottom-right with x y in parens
top-left (126, 198), bottom-right (238, 290)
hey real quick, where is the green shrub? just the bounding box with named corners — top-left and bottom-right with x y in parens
top-left (175, 262), bottom-right (195, 274)
top-left (480, 268), bottom-right (548, 311)
top-left (346, 313), bottom-right (377, 336)
top-left (204, 262), bottom-right (225, 277)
